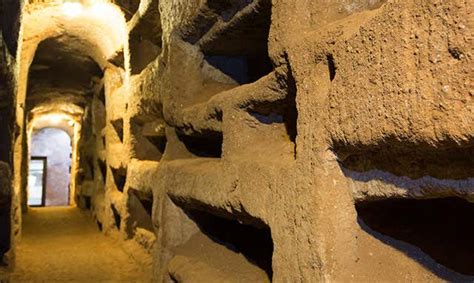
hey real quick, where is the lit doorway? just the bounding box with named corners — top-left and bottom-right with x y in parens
top-left (27, 157), bottom-right (47, 207)
top-left (28, 128), bottom-right (72, 207)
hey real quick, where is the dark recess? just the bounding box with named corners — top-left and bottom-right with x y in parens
top-left (111, 118), bottom-right (124, 143)
top-left (204, 55), bottom-right (272, 85)
top-left (111, 166), bottom-right (127, 192)
top-left (145, 135), bottom-right (167, 154)
top-left (96, 220), bottom-right (103, 231)
top-left (126, 189), bottom-right (154, 234)
top-left (111, 205), bottom-right (121, 230)
top-left (84, 196), bottom-right (91, 210)
top-left (0, 200), bottom-right (10, 266)
top-left (334, 140), bottom-right (474, 180)
top-left (357, 197), bottom-right (474, 276)
top-left (326, 54), bottom-right (336, 81)
top-left (177, 132), bottom-right (223, 158)
top-left (201, 0), bottom-right (273, 85)
top-left (98, 159), bottom-right (107, 180)
top-left (185, 209), bottom-right (273, 279)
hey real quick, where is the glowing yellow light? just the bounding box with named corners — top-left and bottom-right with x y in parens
top-left (61, 2), bottom-right (83, 18)
top-left (49, 115), bottom-right (64, 124)
top-left (68, 120), bottom-right (75, 126)
top-left (90, 2), bottom-right (110, 16)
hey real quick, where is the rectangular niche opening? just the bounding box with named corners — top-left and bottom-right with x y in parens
top-left (111, 118), bottom-right (124, 143)
top-left (111, 204), bottom-right (121, 230)
top-left (248, 94), bottom-right (297, 144)
top-left (177, 131), bottom-right (223, 158)
top-left (110, 166), bottom-right (127, 192)
top-left (130, 118), bottom-right (167, 161)
top-left (356, 197), bottom-right (474, 277)
top-left (98, 159), bottom-right (107, 181)
top-left (334, 141), bottom-right (474, 180)
top-left (83, 196), bottom-right (91, 210)
top-left (126, 189), bottom-right (154, 236)
top-left (201, 0), bottom-right (273, 85)
top-left (169, 208), bottom-right (273, 282)
top-left (144, 135), bottom-right (167, 155)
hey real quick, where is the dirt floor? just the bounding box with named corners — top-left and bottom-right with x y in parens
top-left (7, 207), bottom-right (150, 282)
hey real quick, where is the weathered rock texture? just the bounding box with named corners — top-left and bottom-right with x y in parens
top-left (0, 0), bottom-right (473, 281)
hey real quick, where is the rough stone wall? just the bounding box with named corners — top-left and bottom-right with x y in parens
top-left (80, 0), bottom-right (474, 281)
top-left (135, 0), bottom-right (471, 281)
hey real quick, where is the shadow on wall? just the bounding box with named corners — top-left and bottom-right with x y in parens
top-left (30, 128), bottom-right (72, 206)
top-left (0, 162), bottom-right (11, 266)
top-left (357, 197), bottom-right (474, 281)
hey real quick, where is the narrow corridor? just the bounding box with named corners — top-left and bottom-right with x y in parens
top-left (9, 207), bottom-right (150, 282)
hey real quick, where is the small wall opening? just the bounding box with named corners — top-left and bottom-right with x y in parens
top-left (356, 197), bottom-right (474, 276)
top-left (334, 140), bottom-right (474, 180)
top-left (111, 118), bottom-right (124, 143)
top-left (145, 135), bottom-right (167, 155)
top-left (177, 132), bottom-right (223, 158)
top-left (125, 189), bottom-right (154, 236)
top-left (168, 206), bottom-right (273, 281)
top-left (28, 128), bottom-right (72, 207)
top-left (204, 55), bottom-right (272, 85)
top-left (130, 118), bottom-right (167, 161)
top-left (110, 165), bottom-right (127, 192)
top-left (111, 204), bottom-right (121, 230)
top-left (98, 159), bottom-right (107, 181)
top-left (200, 0), bottom-right (273, 86)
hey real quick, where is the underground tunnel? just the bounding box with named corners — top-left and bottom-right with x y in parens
top-left (0, 0), bottom-right (473, 282)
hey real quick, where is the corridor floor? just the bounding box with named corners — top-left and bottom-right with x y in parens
top-left (8, 207), bottom-right (150, 282)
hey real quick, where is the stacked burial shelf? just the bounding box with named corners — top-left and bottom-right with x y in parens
top-left (162, 0), bottom-right (296, 281)
top-left (337, 132), bottom-right (474, 277)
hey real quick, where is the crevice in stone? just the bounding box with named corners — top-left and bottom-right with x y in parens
top-left (326, 54), bottom-right (336, 81)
